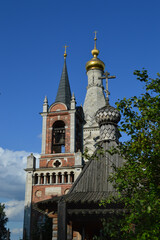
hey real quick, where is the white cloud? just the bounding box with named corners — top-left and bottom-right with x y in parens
top-left (4, 200), bottom-right (24, 222)
top-left (0, 147), bottom-right (39, 200)
top-left (12, 228), bottom-right (23, 234)
top-left (37, 133), bottom-right (42, 139)
top-left (0, 146), bottom-right (40, 233)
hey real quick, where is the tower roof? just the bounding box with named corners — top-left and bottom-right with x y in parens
top-left (55, 54), bottom-right (71, 109)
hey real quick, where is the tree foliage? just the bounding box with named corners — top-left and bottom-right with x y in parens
top-left (97, 70), bottom-right (160, 239)
top-left (0, 203), bottom-right (8, 240)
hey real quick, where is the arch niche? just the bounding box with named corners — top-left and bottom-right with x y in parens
top-left (52, 120), bottom-right (65, 153)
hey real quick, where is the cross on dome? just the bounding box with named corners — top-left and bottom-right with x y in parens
top-left (94, 30), bottom-right (98, 49)
top-left (64, 45), bottom-right (69, 58)
top-left (99, 71), bottom-right (116, 104)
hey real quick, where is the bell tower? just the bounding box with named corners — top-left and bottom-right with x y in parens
top-left (24, 47), bottom-right (84, 240)
top-left (32, 49), bottom-right (84, 203)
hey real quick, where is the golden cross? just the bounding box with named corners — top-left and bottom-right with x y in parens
top-left (64, 45), bottom-right (69, 55)
top-left (93, 31), bottom-right (98, 49)
top-left (94, 30), bottom-right (98, 39)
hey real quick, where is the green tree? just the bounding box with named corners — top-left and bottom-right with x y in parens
top-left (0, 203), bottom-right (8, 240)
top-left (97, 70), bottom-right (160, 239)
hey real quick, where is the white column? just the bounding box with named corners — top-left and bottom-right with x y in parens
top-left (41, 114), bottom-right (47, 154)
top-left (50, 174), bottom-right (52, 184)
top-left (38, 175), bottom-right (40, 185)
top-left (23, 170), bottom-right (33, 239)
top-left (62, 174), bottom-right (65, 184)
top-left (55, 174), bottom-right (58, 184)
top-left (68, 174), bottom-right (71, 184)
top-left (70, 110), bottom-right (76, 153)
top-left (41, 96), bottom-right (48, 154)
top-left (44, 174), bottom-right (47, 184)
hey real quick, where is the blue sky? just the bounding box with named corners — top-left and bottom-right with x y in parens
top-left (0, 0), bottom-right (160, 239)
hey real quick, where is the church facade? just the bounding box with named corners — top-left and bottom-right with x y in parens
top-left (23, 34), bottom-right (122, 240)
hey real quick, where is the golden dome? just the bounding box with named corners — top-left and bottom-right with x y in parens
top-left (86, 33), bottom-right (105, 72)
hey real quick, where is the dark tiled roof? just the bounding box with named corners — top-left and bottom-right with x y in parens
top-left (55, 58), bottom-right (71, 109)
top-left (63, 191), bottom-right (117, 203)
top-left (35, 191), bottom-right (115, 210)
top-left (68, 141), bottom-right (123, 197)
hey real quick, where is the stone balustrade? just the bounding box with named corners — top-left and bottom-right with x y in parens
top-left (32, 171), bottom-right (74, 185)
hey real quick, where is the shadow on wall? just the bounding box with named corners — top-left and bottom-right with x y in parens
top-left (23, 205), bottom-right (52, 240)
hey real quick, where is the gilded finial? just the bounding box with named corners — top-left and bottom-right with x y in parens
top-left (94, 31), bottom-right (97, 49)
top-left (64, 45), bottom-right (68, 58)
top-left (91, 31), bottom-right (99, 58)
top-left (85, 31), bottom-right (105, 72)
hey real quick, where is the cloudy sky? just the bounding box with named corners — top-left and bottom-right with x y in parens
top-left (0, 0), bottom-right (160, 239)
top-left (0, 147), bottom-right (39, 239)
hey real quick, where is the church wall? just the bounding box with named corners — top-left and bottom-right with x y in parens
top-left (39, 154), bottom-right (75, 168)
top-left (32, 184), bottom-right (72, 203)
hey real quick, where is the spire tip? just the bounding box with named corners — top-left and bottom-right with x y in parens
top-left (64, 45), bottom-right (69, 58)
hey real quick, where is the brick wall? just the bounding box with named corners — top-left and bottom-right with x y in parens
top-left (32, 184), bottom-right (72, 203)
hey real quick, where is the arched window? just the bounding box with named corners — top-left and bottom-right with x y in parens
top-left (40, 173), bottom-right (44, 184)
top-left (58, 172), bottom-right (62, 183)
top-left (70, 171), bottom-right (74, 183)
top-left (34, 173), bottom-right (38, 184)
top-left (46, 173), bottom-right (50, 184)
top-left (52, 121), bottom-right (65, 153)
top-left (52, 173), bottom-right (56, 184)
top-left (64, 172), bottom-right (68, 183)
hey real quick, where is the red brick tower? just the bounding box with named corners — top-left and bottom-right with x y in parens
top-left (32, 52), bottom-right (84, 204)
top-left (23, 50), bottom-right (84, 239)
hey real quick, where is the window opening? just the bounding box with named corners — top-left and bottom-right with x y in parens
top-left (64, 172), bottom-right (68, 183)
top-left (54, 160), bottom-right (61, 168)
top-left (58, 172), bottom-right (62, 183)
top-left (46, 173), bottom-right (50, 184)
top-left (52, 173), bottom-right (56, 184)
top-left (70, 172), bottom-right (74, 183)
top-left (52, 121), bottom-right (65, 153)
top-left (61, 145), bottom-right (65, 153)
top-left (40, 173), bottom-right (44, 184)
top-left (35, 174), bottom-right (38, 184)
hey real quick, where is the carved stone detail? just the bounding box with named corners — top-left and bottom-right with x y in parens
top-left (95, 104), bottom-right (121, 142)
top-left (100, 124), bottom-right (120, 142)
top-left (95, 105), bottom-right (121, 125)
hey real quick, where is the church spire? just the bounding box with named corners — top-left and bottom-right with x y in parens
top-left (55, 47), bottom-right (71, 109)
